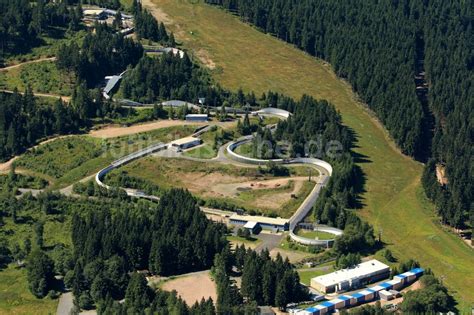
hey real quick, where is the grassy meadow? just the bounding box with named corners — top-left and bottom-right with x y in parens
top-left (0, 60), bottom-right (75, 96)
top-left (0, 266), bottom-right (58, 315)
top-left (145, 0), bottom-right (474, 307)
top-left (2, 28), bottom-right (87, 67)
top-left (15, 125), bottom-right (197, 189)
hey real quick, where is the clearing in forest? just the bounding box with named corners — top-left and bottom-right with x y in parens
top-left (161, 271), bottom-right (217, 305)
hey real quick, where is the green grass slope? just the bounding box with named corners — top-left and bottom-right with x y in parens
top-left (146, 0), bottom-right (474, 308)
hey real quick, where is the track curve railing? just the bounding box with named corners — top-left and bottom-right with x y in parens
top-left (224, 108), bottom-right (340, 246)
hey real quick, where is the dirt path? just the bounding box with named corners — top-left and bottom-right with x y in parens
top-left (0, 57), bottom-right (57, 71)
top-left (89, 119), bottom-right (235, 138)
top-left (0, 135), bottom-right (75, 172)
top-left (0, 89), bottom-right (70, 102)
top-left (0, 156), bottom-right (18, 172)
top-left (56, 292), bottom-right (73, 315)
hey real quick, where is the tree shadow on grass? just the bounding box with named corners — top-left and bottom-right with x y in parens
top-left (351, 163), bottom-right (367, 209)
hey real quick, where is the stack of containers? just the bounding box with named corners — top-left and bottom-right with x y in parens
top-left (387, 278), bottom-right (403, 290)
top-left (393, 273), bottom-right (407, 286)
top-left (320, 301), bottom-right (335, 313)
top-left (359, 288), bottom-right (376, 302)
top-left (302, 304), bottom-right (328, 315)
top-left (402, 270), bottom-right (417, 283)
top-left (337, 296), bottom-right (352, 308)
top-left (379, 282), bottom-right (393, 290)
top-left (314, 305), bottom-right (327, 315)
top-left (350, 292), bottom-right (364, 305)
top-left (331, 298), bottom-right (345, 310)
top-left (410, 268), bottom-right (424, 277)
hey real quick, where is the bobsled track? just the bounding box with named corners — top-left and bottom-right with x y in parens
top-left (95, 107), bottom-right (343, 246)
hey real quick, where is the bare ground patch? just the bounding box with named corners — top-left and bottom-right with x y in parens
top-left (196, 49), bottom-right (216, 69)
top-left (142, 0), bottom-right (187, 40)
top-left (89, 119), bottom-right (236, 138)
top-left (269, 248), bottom-right (311, 264)
top-left (89, 120), bottom-right (205, 138)
top-left (213, 177), bottom-right (307, 210)
top-left (161, 271), bottom-right (217, 306)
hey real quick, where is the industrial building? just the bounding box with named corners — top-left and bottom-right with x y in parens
top-left (83, 9), bottom-right (108, 19)
top-left (230, 213), bottom-right (289, 231)
top-left (83, 8), bottom-right (133, 20)
top-left (243, 221), bottom-right (261, 234)
top-left (310, 259), bottom-right (390, 293)
top-left (170, 137), bottom-right (202, 151)
top-left (297, 268), bottom-right (424, 315)
top-left (186, 114), bottom-right (208, 122)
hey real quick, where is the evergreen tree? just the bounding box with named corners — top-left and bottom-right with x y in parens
top-left (124, 273), bottom-right (151, 312)
top-left (26, 249), bottom-right (55, 298)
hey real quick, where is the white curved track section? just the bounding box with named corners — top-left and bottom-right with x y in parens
top-left (95, 105), bottom-right (341, 246)
top-left (96, 143), bottom-right (168, 191)
top-left (252, 107), bottom-right (292, 119)
top-left (226, 108), bottom-right (340, 246)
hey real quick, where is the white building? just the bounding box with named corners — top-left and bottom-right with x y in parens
top-left (170, 137), bottom-right (202, 151)
top-left (310, 259), bottom-right (390, 293)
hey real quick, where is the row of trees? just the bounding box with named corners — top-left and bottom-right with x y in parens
top-left (97, 273), bottom-right (216, 314)
top-left (121, 52), bottom-right (226, 104)
top-left (213, 245), bottom-right (307, 312)
top-left (275, 95), bottom-right (353, 159)
top-left (132, 0), bottom-right (176, 46)
top-left (0, 90), bottom-right (79, 161)
top-left (206, 0), bottom-right (473, 232)
top-left (271, 95), bottom-right (363, 236)
top-left (420, 1), bottom-right (472, 230)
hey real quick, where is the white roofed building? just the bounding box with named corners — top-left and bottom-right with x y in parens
top-left (310, 259), bottom-right (390, 293)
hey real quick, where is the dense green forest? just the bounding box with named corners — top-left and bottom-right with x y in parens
top-left (0, 90), bottom-right (78, 160)
top-left (70, 189), bottom-right (227, 308)
top-left (206, 0), bottom-right (473, 231)
top-left (0, 3), bottom-right (175, 161)
top-left (213, 245), bottom-right (306, 313)
top-left (121, 52), bottom-right (219, 104)
top-left (57, 23), bottom-right (143, 87)
top-left (0, 0), bottom-right (82, 64)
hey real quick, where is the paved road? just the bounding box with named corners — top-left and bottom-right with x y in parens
top-left (59, 174), bottom-right (96, 196)
top-left (56, 292), bottom-right (74, 315)
top-left (254, 233), bottom-right (284, 253)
